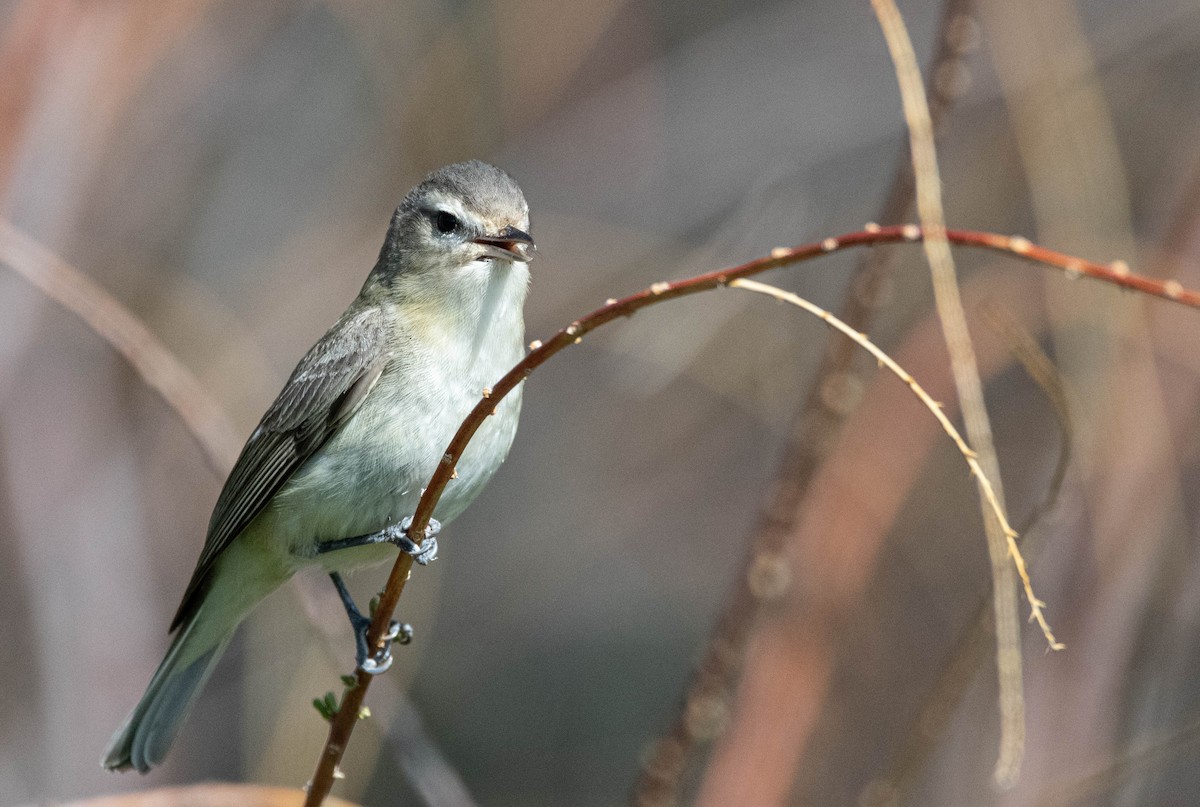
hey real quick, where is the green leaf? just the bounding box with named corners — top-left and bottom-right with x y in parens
top-left (312, 697), bottom-right (335, 722)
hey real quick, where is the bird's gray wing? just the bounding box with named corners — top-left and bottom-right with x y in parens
top-left (170, 307), bottom-right (391, 630)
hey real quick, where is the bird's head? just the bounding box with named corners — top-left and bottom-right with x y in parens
top-left (373, 161), bottom-right (534, 290)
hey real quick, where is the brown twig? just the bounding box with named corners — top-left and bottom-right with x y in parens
top-left (303, 225), bottom-right (1200, 805)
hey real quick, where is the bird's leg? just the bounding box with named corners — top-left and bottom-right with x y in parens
top-left (328, 571), bottom-right (412, 675)
top-left (317, 517), bottom-right (441, 565)
top-left (320, 518), bottom-right (439, 672)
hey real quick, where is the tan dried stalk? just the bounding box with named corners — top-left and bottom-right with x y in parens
top-left (870, 0), bottom-right (1042, 784)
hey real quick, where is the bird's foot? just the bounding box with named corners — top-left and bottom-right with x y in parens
top-left (355, 614), bottom-right (414, 675)
top-left (330, 571), bottom-right (414, 675)
top-left (390, 517), bottom-right (442, 565)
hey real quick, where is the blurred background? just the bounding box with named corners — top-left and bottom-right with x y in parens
top-left (3, 0), bottom-right (1200, 805)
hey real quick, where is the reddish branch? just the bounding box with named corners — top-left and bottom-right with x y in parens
top-left (302, 225), bottom-right (1200, 805)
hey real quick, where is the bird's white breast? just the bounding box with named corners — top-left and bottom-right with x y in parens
top-left (266, 260), bottom-right (528, 571)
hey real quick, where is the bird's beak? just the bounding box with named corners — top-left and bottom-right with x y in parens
top-left (474, 225), bottom-right (535, 263)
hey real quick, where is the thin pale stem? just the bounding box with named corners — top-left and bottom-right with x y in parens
top-left (871, 0), bottom-right (1030, 784)
top-left (731, 278), bottom-right (1057, 648)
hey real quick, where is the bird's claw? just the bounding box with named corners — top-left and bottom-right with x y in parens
top-left (360, 650), bottom-right (393, 675)
top-left (356, 619), bottom-right (414, 675)
top-left (393, 517), bottom-right (441, 565)
top-left (383, 618), bottom-right (414, 646)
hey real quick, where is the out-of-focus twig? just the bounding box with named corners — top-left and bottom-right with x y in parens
top-left (303, 223), bottom-right (1197, 805)
top-left (0, 3), bottom-right (65, 189)
top-left (632, 2), bottom-right (979, 801)
top-left (874, 302), bottom-right (1074, 803)
top-left (871, 0), bottom-right (1054, 786)
top-left (980, 303), bottom-right (1074, 539)
top-left (0, 217), bottom-right (241, 473)
top-left (1035, 716), bottom-right (1200, 807)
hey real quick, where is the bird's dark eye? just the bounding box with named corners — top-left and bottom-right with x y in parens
top-left (435, 210), bottom-right (460, 234)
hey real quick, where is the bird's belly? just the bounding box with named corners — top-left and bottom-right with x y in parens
top-left (266, 379), bottom-right (521, 569)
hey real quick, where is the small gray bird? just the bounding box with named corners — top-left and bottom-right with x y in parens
top-left (103, 161), bottom-right (534, 773)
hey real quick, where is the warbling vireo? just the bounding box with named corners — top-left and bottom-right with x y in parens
top-left (103, 160), bottom-right (534, 772)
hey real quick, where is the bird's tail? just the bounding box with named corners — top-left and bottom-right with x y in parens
top-left (102, 539), bottom-right (288, 773)
top-left (101, 605), bottom-right (235, 773)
